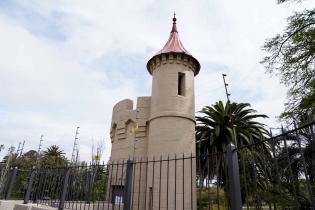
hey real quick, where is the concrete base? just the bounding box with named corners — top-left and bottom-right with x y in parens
top-left (31, 206), bottom-right (57, 210)
top-left (14, 203), bottom-right (56, 210)
top-left (0, 200), bottom-right (23, 210)
top-left (0, 200), bottom-right (123, 210)
top-left (13, 202), bottom-right (122, 210)
top-left (63, 202), bottom-right (123, 210)
top-left (14, 204), bottom-right (33, 210)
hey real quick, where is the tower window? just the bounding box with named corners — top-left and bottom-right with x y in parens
top-left (178, 72), bottom-right (185, 96)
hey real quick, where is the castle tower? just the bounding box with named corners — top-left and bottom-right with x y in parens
top-left (145, 15), bottom-right (200, 210)
top-left (147, 15), bottom-right (200, 157)
top-left (109, 15), bottom-right (200, 210)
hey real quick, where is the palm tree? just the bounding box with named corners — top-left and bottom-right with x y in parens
top-left (42, 145), bottom-right (68, 167)
top-left (195, 101), bottom-right (270, 189)
top-left (43, 145), bottom-right (65, 157)
top-left (196, 101), bottom-right (268, 154)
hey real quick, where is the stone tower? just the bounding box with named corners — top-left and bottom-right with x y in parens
top-left (109, 15), bottom-right (200, 210)
top-left (147, 15), bottom-right (200, 157)
top-left (110, 15), bottom-right (200, 160)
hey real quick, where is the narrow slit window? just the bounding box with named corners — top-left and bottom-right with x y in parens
top-left (178, 72), bottom-right (185, 96)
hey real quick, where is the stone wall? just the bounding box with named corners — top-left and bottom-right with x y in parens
top-left (110, 96), bottom-right (151, 162)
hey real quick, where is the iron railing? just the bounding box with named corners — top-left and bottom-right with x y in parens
top-left (236, 121), bottom-right (315, 210)
top-left (0, 121), bottom-right (314, 210)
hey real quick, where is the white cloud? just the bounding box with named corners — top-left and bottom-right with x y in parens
top-left (0, 0), bottom-right (314, 161)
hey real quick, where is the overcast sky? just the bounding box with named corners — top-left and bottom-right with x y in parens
top-left (0, 0), bottom-right (314, 162)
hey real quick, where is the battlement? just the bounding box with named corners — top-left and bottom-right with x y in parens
top-left (110, 97), bottom-right (151, 160)
top-left (111, 97), bottom-right (150, 125)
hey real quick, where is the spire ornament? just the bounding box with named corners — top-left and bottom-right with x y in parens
top-left (171, 12), bottom-right (178, 33)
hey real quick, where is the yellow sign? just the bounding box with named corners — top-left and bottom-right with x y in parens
top-left (132, 123), bottom-right (139, 133)
top-left (92, 155), bottom-right (101, 161)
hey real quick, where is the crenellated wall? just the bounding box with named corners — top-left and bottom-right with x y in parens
top-left (110, 97), bottom-right (151, 161)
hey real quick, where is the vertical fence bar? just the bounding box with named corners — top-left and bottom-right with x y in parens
top-left (159, 156), bottom-right (162, 210)
top-left (102, 164), bottom-right (107, 210)
top-left (294, 122), bottom-right (315, 207)
top-left (182, 153), bottom-right (184, 210)
top-left (251, 161), bottom-right (262, 209)
top-left (207, 151), bottom-right (211, 210)
top-left (85, 166), bottom-right (92, 205)
top-left (5, 167), bottom-right (18, 200)
top-left (29, 169), bottom-right (37, 203)
top-left (197, 150), bottom-right (202, 210)
top-left (131, 159), bottom-right (136, 209)
top-left (137, 158), bottom-right (142, 210)
top-left (190, 153), bottom-right (193, 210)
top-left (309, 121), bottom-right (315, 174)
top-left (167, 155), bottom-right (169, 210)
top-left (108, 162), bottom-right (114, 210)
top-left (24, 167), bottom-right (36, 204)
top-left (58, 167), bottom-right (70, 210)
top-left (216, 161), bottom-right (220, 210)
top-left (239, 151), bottom-right (249, 210)
top-left (118, 160), bottom-right (125, 210)
top-left (144, 158), bottom-right (148, 210)
top-left (174, 154), bottom-right (177, 210)
top-left (123, 159), bottom-right (133, 210)
top-left (35, 169), bottom-right (45, 204)
top-left (80, 165), bottom-right (85, 210)
top-left (46, 170), bottom-right (55, 206)
top-left (44, 170), bottom-right (54, 204)
top-left (226, 143), bottom-right (242, 210)
top-left (151, 157), bottom-right (155, 210)
top-left (282, 127), bottom-right (299, 208)
top-left (114, 161), bottom-right (119, 207)
top-left (261, 155), bottom-right (272, 210)
top-left (271, 139), bottom-right (285, 210)
top-left (310, 121), bottom-right (315, 206)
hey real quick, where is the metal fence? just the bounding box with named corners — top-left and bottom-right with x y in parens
top-left (236, 121), bottom-right (315, 210)
top-left (0, 121), bottom-right (314, 210)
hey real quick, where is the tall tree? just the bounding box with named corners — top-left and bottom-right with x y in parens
top-left (196, 101), bottom-right (269, 154)
top-left (43, 145), bottom-right (65, 157)
top-left (261, 9), bottom-right (315, 121)
top-left (195, 101), bottom-right (269, 183)
top-left (42, 145), bottom-right (68, 167)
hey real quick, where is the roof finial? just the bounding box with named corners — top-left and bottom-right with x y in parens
top-left (171, 12), bottom-right (177, 33)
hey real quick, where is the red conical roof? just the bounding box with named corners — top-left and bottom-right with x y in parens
top-left (156, 14), bottom-right (191, 55)
top-left (147, 14), bottom-right (200, 75)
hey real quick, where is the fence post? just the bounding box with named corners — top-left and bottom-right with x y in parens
top-left (226, 143), bottom-right (242, 210)
top-left (123, 159), bottom-right (133, 210)
top-left (5, 167), bottom-right (18, 200)
top-left (58, 167), bottom-right (70, 210)
top-left (85, 168), bottom-right (93, 203)
top-left (23, 167), bottom-right (36, 204)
